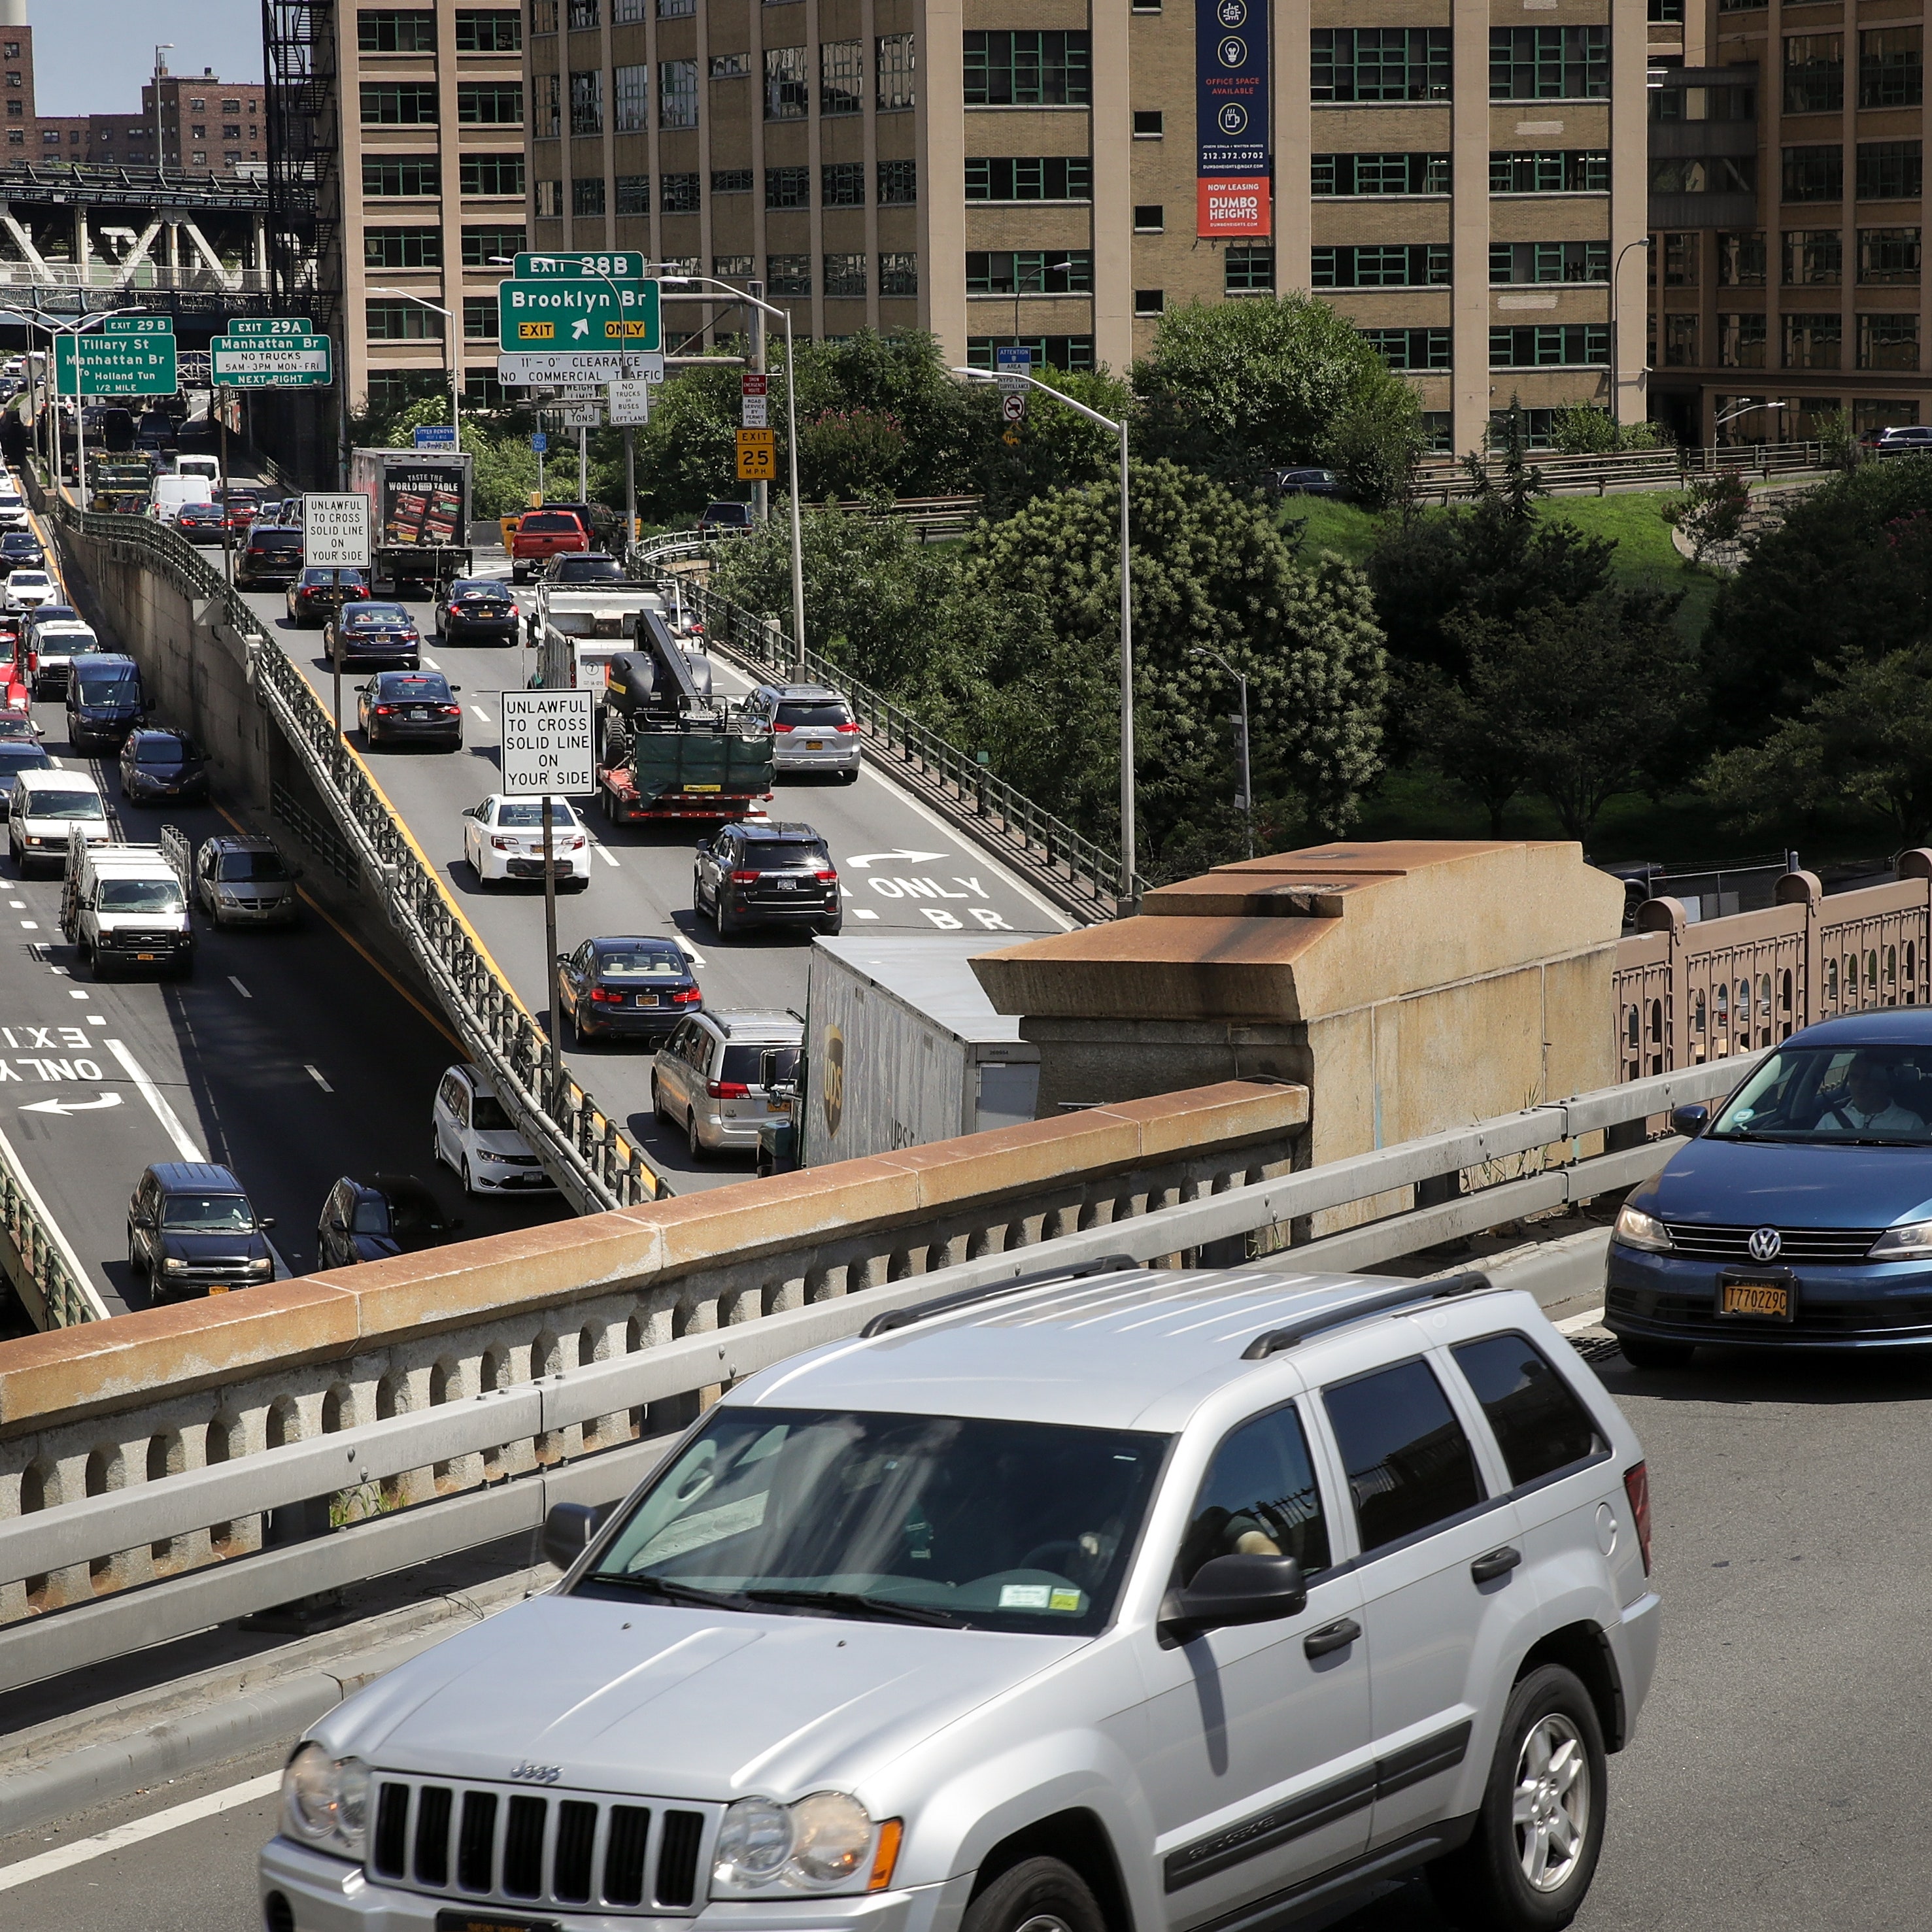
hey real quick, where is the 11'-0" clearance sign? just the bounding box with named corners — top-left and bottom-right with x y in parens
top-left (1196, 0), bottom-right (1270, 236)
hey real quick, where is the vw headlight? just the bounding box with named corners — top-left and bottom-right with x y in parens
top-left (1613, 1203), bottom-right (1673, 1253)
top-left (281, 1742), bottom-right (371, 1859)
top-left (712, 1792), bottom-right (898, 1897)
top-left (1869, 1219), bottom-right (1932, 1260)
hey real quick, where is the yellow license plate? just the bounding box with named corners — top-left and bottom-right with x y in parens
top-left (806, 739), bottom-right (824, 750)
top-left (687, 783), bottom-right (720, 792)
top-left (207, 1283), bottom-right (228, 1295)
top-left (136, 953), bottom-right (156, 961)
top-left (768, 1098), bottom-right (791, 1113)
top-left (1721, 1280), bottom-right (1790, 1319)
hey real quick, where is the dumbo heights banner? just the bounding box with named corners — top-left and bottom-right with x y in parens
top-left (1196, 0), bottom-right (1271, 235)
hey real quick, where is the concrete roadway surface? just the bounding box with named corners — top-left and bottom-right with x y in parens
top-left (230, 565), bottom-right (1072, 1193)
top-left (8, 1336), bottom-right (1932, 1929)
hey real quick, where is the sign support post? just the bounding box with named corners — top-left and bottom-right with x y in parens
top-left (218, 386), bottom-right (233, 585)
top-left (543, 796), bottom-right (560, 1108)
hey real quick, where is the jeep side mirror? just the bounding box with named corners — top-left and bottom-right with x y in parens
top-left (1669, 1104), bottom-right (1710, 1139)
top-left (1159, 1553), bottom-right (1308, 1646)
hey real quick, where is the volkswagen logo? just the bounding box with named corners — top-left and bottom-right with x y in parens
top-left (1748, 1226), bottom-right (1783, 1263)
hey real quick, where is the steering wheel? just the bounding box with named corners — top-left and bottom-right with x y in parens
top-left (1017, 1540), bottom-right (1081, 1574)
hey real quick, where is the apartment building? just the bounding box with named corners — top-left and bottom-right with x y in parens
top-left (335, 4), bottom-right (529, 414)
top-left (1648, 0), bottom-right (1931, 445)
top-left (138, 69), bottom-right (269, 178)
top-left (0, 1), bottom-right (37, 156)
top-left (527, 0), bottom-right (1648, 453)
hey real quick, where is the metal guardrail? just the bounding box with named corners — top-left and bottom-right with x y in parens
top-left (0, 1117), bottom-right (106, 1331)
top-left (1414, 440), bottom-right (1832, 505)
top-left (48, 500), bottom-right (669, 1217)
top-left (632, 534), bottom-right (1131, 919)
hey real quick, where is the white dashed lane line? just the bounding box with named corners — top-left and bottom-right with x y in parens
top-left (228, 975), bottom-right (252, 999)
top-left (305, 1064), bottom-right (334, 1094)
top-left (471, 705), bottom-right (492, 725)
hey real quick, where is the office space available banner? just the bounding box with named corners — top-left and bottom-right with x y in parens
top-left (1196, 0), bottom-right (1270, 235)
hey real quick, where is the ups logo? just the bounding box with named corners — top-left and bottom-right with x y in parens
top-left (822, 1025), bottom-right (845, 1138)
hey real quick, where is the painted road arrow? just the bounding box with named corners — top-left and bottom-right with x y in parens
top-left (843, 849), bottom-right (949, 870)
top-left (20, 1093), bottom-right (124, 1116)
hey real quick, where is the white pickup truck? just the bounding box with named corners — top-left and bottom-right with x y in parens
top-left (60, 824), bottom-right (195, 978)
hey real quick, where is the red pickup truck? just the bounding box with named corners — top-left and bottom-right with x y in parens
top-left (509, 508), bottom-right (590, 583)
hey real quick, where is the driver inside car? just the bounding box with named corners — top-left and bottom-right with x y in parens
top-left (1818, 1055), bottom-right (1927, 1136)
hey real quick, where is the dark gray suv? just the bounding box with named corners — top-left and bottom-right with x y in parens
top-left (693, 820), bottom-right (841, 936)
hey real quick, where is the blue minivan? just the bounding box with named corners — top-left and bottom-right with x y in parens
top-left (1608, 1012), bottom-right (1932, 1363)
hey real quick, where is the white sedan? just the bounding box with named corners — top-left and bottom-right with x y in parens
top-left (460, 792), bottom-right (592, 889)
top-left (6, 569), bottom-right (56, 610)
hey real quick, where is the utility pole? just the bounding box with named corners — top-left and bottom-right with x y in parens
top-left (576, 422), bottom-right (587, 502)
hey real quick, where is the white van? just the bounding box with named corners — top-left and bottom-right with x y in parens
top-left (61, 829), bottom-right (195, 977)
top-left (8, 767), bottom-right (108, 873)
top-left (173, 454), bottom-right (220, 484)
top-left (151, 476), bottom-right (214, 523)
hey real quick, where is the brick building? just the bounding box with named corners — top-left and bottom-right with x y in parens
top-left (139, 67), bottom-right (267, 178)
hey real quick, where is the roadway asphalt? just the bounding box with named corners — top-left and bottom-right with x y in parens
top-left (229, 559), bottom-right (1071, 1193)
top-left (8, 1334), bottom-right (1932, 1929)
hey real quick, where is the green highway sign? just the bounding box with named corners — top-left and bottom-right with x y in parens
top-left (498, 277), bottom-right (659, 354)
top-left (210, 332), bottom-right (333, 387)
top-left (97, 316), bottom-right (175, 335)
top-left (513, 252), bottom-right (649, 282)
top-left (224, 317), bottom-right (314, 337)
top-left (53, 331), bottom-right (177, 396)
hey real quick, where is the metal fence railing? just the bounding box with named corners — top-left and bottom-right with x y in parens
top-left (1412, 441), bottom-right (1833, 505)
top-left (0, 1117), bottom-right (107, 1330)
top-left (51, 500), bottom-right (670, 1219)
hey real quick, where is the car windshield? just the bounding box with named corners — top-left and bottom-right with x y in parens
top-left (740, 839), bottom-right (828, 869)
top-left (522, 513), bottom-right (583, 533)
top-left (1708, 1045), bottom-right (1932, 1145)
top-left (379, 676), bottom-right (450, 700)
top-left (161, 1192), bottom-right (254, 1230)
top-left (556, 558), bottom-right (622, 579)
top-left (496, 800), bottom-right (577, 829)
top-left (350, 1196), bottom-right (390, 1236)
top-left (347, 605), bottom-right (408, 627)
top-left (0, 745), bottom-right (48, 770)
top-left (217, 851), bottom-right (289, 881)
top-left (454, 583), bottom-right (507, 601)
top-left (471, 1091), bottom-right (514, 1132)
top-left (303, 570), bottom-right (364, 588)
top-left (0, 717), bottom-right (36, 741)
top-left (721, 1043), bottom-right (799, 1085)
top-left (775, 702), bottom-right (853, 729)
top-left (74, 669), bottom-right (137, 702)
top-left (10, 575), bottom-right (48, 590)
top-left (578, 1406), bottom-right (1164, 1634)
top-left (598, 945), bottom-right (688, 979)
top-left (99, 878), bottom-right (184, 912)
top-left (25, 789), bottom-right (103, 820)
top-left (135, 737), bottom-right (190, 765)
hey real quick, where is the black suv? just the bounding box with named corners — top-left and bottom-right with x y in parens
top-left (237, 524), bottom-right (305, 587)
top-left (692, 821), bottom-right (841, 937)
top-left (127, 1161), bottom-right (277, 1300)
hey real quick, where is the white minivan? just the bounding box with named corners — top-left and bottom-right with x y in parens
top-left (9, 767), bottom-right (109, 873)
top-left (152, 476), bottom-right (214, 523)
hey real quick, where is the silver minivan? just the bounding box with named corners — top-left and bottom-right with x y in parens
top-left (744, 682), bottom-right (861, 781)
top-left (261, 1263), bottom-right (1659, 1932)
top-left (651, 1007), bottom-right (802, 1157)
top-left (192, 834), bottom-right (301, 928)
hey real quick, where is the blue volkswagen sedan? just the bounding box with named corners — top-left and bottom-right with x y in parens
top-left (1608, 1013), bottom-right (1932, 1363)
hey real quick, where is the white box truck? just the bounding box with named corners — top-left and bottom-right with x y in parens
top-left (801, 933), bottom-right (1040, 1166)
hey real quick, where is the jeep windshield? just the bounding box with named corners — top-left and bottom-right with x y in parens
top-left (576, 1407), bottom-right (1165, 1635)
top-left (1707, 1045), bottom-right (1932, 1145)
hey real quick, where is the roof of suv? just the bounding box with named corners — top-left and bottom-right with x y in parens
top-left (699, 1008), bottom-right (804, 1039)
top-left (757, 683), bottom-right (844, 703)
top-left (145, 1160), bottom-right (248, 1193)
top-left (728, 821), bottom-right (823, 842)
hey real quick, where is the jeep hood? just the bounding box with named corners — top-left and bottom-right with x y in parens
top-left (312, 1593), bottom-right (1081, 1799)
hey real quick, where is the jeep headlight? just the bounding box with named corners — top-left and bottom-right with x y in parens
top-left (248, 1256), bottom-right (274, 1278)
top-left (162, 1257), bottom-right (188, 1273)
top-left (712, 1791), bottom-right (899, 1896)
top-left (1612, 1202), bottom-right (1673, 1253)
top-left (282, 1742), bottom-right (371, 1860)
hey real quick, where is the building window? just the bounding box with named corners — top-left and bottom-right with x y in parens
top-left (877, 33), bottom-right (916, 110)
top-left (1663, 315), bottom-right (1699, 365)
top-left (1718, 313), bottom-right (1768, 367)
top-left (1133, 110), bottom-right (1164, 136)
top-left (456, 10), bottom-right (524, 52)
top-left (1858, 142), bottom-right (1922, 201)
top-left (764, 46), bottom-right (808, 119)
top-left (1489, 148), bottom-right (1610, 194)
top-left (1782, 229), bottom-right (1842, 285)
top-left (1782, 145), bottom-right (1844, 202)
top-left (1490, 27), bottom-right (1610, 101)
top-left (710, 52), bottom-right (750, 78)
top-left (966, 334), bottom-right (1094, 373)
top-left (463, 296), bottom-right (497, 339)
top-left (535, 179), bottom-right (564, 216)
top-left (567, 0), bottom-right (600, 25)
top-left (190, 124), bottom-right (208, 140)
top-left (573, 176), bottom-right (606, 216)
top-left (1861, 27), bottom-right (1923, 107)
top-left (766, 165), bottom-right (810, 208)
top-left (660, 172), bottom-right (700, 211)
top-left (878, 159), bottom-right (917, 203)
top-left (458, 82), bottom-right (523, 124)
top-left (364, 226), bottom-right (443, 269)
top-left (531, 0), bottom-right (558, 32)
top-left (460, 153), bottom-right (525, 195)
top-left (1662, 231), bottom-right (1699, 286)
top-left (6, 132), bottom-right (20, 146)
top-left (714, 254), bottom-right (754, 277)
top-left (615, 173), bottom-right (650, 212)
top-left (222, 124), bottom-right (241, 139)
top-left (658, 0), bottom-right (694, 14)
top-left (1225, 246), bottom-right (1274, 290)
top-left (1650, 0), bottom-right (1685, 18)
top-left (1312, 28), bottom-right (1451, 103)
top-left (615, 65), bottom-right (648, 131)
top-left (1783, 312), bottom-right (1841, 367)
top-left (1859, 313), bottom-right (1920, 369)
top-left (822, 161), bottom-right (865, 206)
top-left (361, 82), bottom-right (438, 124)
top-left (1135, 204), bottom-right (1164, 230)
top-left (1860, 227), bottom-right (1922, 285)
top-left (1134, 289), bottom-right (1164, 316)
top-left (570, 70), bottom-right (603, 133)
top-left (464, 372), bottom-right (512, 409)
top-left (963, 31), bottom-right (1091, 107)
top-left (1489, 324), bottom-right (1610, 366)
top-left (964, 156), bottom-right (1092, 201)
top-left (532, 73), bottom-right (560, 136)
top-left (1647, 156), bottom-right (1755, 195)
top-left (1313, 152), bottom-right (1451, 195)
top-left (367, 298), bottom-right (445, 341)
top-left (359, 9), bottom-right (436, 52)
top-left (660, 60), bottom-right (698, 127)
top-left (965, 250), bottom-right (1094, 294)
top-left (1784, 34), bottom-right (1844, 114)
top-left (1312, 244), bottom-right (1451, 288)
top-left (363, 156), bottom-right (440, 197)
top-left (1489, 240), bottom-right (1610, 284)
top-left (711, 168), bottom-right (753, 192)
top-left (1361, 327), bottom-right (1451, 370)
top-left (461, 225), bottom-right (526, 265)
top-left (767, 254), bottom-right (812, 294)
top-left (824, 253), bottom-right (867, 297)
top-left (879, 252), bottom-right (919, 296)
top-left (1, 42), bottom-right (17, 58)
top-left (1718, 231), bottom-right (1766, 284)
top-left (822, 40), bottom-right (864, 116)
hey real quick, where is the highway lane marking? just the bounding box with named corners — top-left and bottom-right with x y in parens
top-left (854, 909), bottom-right (879, 919)
top-left (18, 921), bottom-right (34, 930)
top-left (593, 841), bottom-right (619, 868)
top-left (471, 705), bottom-right (493, 724)
top-left (422, 655), bottom-right (441, 669)
top-left (679, 941), bottom-right (706, 967)
top-left (7, 900), bottom-right (20, 908)
top-left (305, 1063), bottom-right (334, 1093)
top-left (67, 989), bottom-right (85, 998)
top-left (1555, 1307), bottom-right (1608, 1333)
top-left (228, 975), bottom-right (252, 999)
top-left (0, 1769), bottom-right (282, 1893)
top-left (102, 1036), bottom-right (205, 1162)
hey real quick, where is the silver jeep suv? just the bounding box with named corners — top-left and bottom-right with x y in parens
top-left (260, 1263), bottom-right (1658, 1932)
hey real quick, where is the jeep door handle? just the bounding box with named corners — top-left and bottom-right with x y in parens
top-left (1302, 1617), bottom-right (1362, 1659)
top-left (1470, 1546), bottom-right (1523, 1585)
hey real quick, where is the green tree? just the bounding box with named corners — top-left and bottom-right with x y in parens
top-left (795, 409), bottom-right (906, 499)
top-left (1548, 403), bottom-right (1665, 454)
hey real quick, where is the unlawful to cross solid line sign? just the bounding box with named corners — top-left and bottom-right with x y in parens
top-left (500, 690), bottom-right (596, 794)
top-left (303, 494), bottom-right (371, 569)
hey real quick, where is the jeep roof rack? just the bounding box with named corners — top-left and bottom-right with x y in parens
top-left (858, 1255), bottom-right (1141, 1339)
top-left (1239, 1270), bottom-right (1495, 1360)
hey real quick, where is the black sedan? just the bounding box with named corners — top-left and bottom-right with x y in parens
top-left (173, 501), bottom-right (233, 543)
top-left (433, 578), bottom-right (519, 644)
top-left (316, 1172), bottom-right (460, 1270)
top-left (358, 669), bottom-right (463, 750)
top-left (557, 934), bottom-right (702, 1045)
top-left (119, 728), bottom-right (210, 804)
top-left (0, 532), bottom-right (43, 577)
top-left (324, 601), bottom-right (420, 669)
top-left (1264, 467), bottom-right (1342, 497)
top-left (285, 567), bottom-right (369, 629)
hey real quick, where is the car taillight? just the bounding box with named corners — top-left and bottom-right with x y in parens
top-left (590, 987), bottom-right (623, 1004)
top-left (814, 868), bottom-right (836, 883)
top-left (439, 703), bottom-right (461, 716)
top-left (490, 835), bottom-right (514, 850)
top-left (671, 987), bottom-right (701, 1004)
top-left (771, 722), bottom-right (792, 732)
top-left (834, 722), bottom-right (859, 734)
top-left (566, 836), bottom-right (586, 850)
top-left (707, 1080), bottom-right (749, 1099)
top-left (1623, 1461), bottom-right (1652, 1574)
top-left (729, 869), bottom-right (759, 884)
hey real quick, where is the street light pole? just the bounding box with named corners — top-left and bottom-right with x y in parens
top-left (953, 365), bottom-right (1136, 904)
top-left (367, 287), bottom-right (460, 450)
top-left (1609, 235), bottom-right (1653, 430)
top-left (1190, 645), bottom-right (1252, 860)
top-left (152, 46), bottom-right (174, 188)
